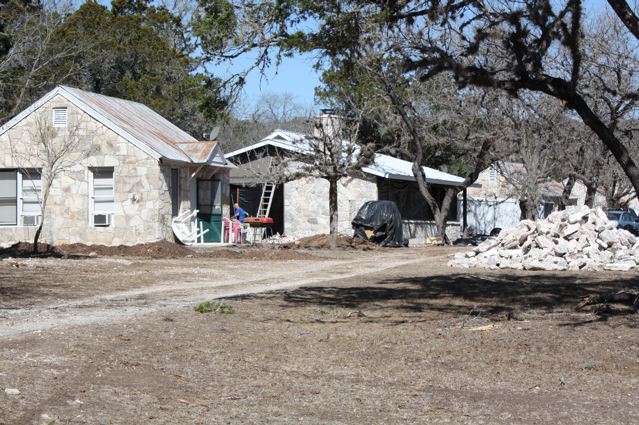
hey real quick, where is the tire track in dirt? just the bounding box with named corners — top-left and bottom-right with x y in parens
top-left (0, 252), bottom-right (438, 338)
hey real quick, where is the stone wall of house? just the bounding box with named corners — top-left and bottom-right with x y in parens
top-left (283, 174), bottom-right (377, 238)
top-left (0, 94), bottom-right (175, 246)
top-left (402, 220), bottom-right (461, 245)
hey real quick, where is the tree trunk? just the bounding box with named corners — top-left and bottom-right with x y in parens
top-left (520, 198), bottom-right (536, 220)
top-left (558, 175), bottom-right (576, 211)
top-left (585, 184), bottom-right (597, 208)
top-left (33, 222), bottom-right (43, 254)
top-left (328, 177), bottom-right (338, 249)
top-left (32, 176), bottom-right (51, 254)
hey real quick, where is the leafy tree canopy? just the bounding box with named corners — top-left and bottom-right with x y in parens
top-left (1, 0), bottom-right (227, 138)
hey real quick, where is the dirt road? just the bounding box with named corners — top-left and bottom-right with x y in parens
top-left (0, 249), bottom-right (428, 338)
top-left (1, 246), bottom-right (638, 424)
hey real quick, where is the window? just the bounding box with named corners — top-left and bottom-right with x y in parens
top-left (170, 168), bottom-right (180, 217)
top-left (52, 107), bottom-right (67, 128)
top-left (21, 170), bottom-right (42, 226)
top-left (0, 170), bottom-right (17, 225)
top-left (489, 167), bottom-right (497, 182)
top-left (0, 170), bottom-right (41, 226)
top-left (90, 168), bottom-right (114, 227)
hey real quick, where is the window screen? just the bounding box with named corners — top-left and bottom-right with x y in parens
top-left (91, 168), bottom-right (114, 226)
top-left (0, 170), bottom-right (17, 225)
top-left (21, 170), bottom-right (42, 225)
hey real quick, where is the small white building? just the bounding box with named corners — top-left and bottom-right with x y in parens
top-left (462, 162), bottom-right (579, 234)
top-left (226, 129), bottom-right (468, 243)
top-left (0, 86), bottom-right (233, 247)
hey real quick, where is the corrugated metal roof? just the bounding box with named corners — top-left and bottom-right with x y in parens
top-left (0, 85), bottom-right (234, 166)
top-left (60, 86), bottom-right (198, 162)
top-left (176, 141), bottom-right (217, 164)
top-left (363, 154), bottom-right (467, 186)
top-left (225, 129), bottom-right (308, 159)
top-left (226, 130), bottom-right (469, 187)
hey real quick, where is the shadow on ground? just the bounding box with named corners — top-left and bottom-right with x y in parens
top-left (275, 272), bottom-right (639, 320)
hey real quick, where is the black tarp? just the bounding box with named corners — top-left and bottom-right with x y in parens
top-left (351, 200), bottom-right (408, 247)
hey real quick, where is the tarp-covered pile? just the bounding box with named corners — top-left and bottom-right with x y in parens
top-left (352, 200), bottom-right (408, 247)
top-left (449, 206), bottom-right (639, 271)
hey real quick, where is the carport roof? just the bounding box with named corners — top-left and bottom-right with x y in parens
top-left (226, 129), bottom-right (472, 187)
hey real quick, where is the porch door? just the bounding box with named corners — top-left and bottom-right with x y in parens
top-left (196, 177), bottom-right (222, 243)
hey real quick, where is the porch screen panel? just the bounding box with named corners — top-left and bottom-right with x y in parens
top-left (377, 179), bottom-right (457, 221)
top-left (170, 168), bottom-right (180, 217)
top-left (0, 171), bottom-right (17, 225)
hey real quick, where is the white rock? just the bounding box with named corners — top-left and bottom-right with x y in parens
top-left (568, 209), bottom-right (589, 224)
top-left (500, 233), bottom-right (520, 249)
top-left (4, 388), bottom-right (20, 395)
top-left (499, 249), bottom-right (523, 259)
top-left (553, 239), bottom-right (572, 257)
top-left (524, 259), bottom-right (567, 271)
top-left (535, 235), bottom-right (555, 250)
top-left (599, 230), bottom-right (620, 247)
top-left (536, 221), bottom-right (553, 235)
top-left (568, 258), bottom-right (587, 271)
top-left (476, 238), bottom-right (500, 253)
top-left (561, 223), bottom-right (581, 238)
top-left (547, 210), bottom-right (568, 224)
top-left (449, 207), bottom-right (639, 272)
top-left (595, 208), bottom-right (609, 223)
top-left (604, 261), bottom-right (636, 272)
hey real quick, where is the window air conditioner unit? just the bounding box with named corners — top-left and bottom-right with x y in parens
top-left (93, 213), bottom-right (112, 226)
top-left (23, 215), bottom-right (41, 227)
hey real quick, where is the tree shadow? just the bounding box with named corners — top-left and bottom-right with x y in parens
top-left (277, 272), bottom-right (639, 320)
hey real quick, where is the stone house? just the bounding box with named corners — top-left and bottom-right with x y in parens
top-left (226, 129), bottom-right (468, 244)
top-left (463, 162), bottom-right (579, 234)
top-left (0, 86), bottom-right (232, 247)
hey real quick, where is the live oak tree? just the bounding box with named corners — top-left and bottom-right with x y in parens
top-left (238, 109), bottom-right (374, 249)
top-left (195, 0), bottom-right (639, 202)
top-left (1, 0), bottom-right (227, 138)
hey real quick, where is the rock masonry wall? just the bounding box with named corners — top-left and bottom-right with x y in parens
top-left (0, 94), bottom-right (174, 246)
top-left (449, 206), bottom-right (639, 272)
top-left (284, 174), bottom-right (377, 239)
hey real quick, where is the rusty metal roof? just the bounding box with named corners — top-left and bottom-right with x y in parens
top-left (176, 141), bottom-right (218, 164)
top-left (60, 86), bottom-right (204, 162)
top-left (0, 86), bottom-right (234, 167)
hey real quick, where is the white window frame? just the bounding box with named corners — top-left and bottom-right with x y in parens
top-left (20, 170), bottom-right (42, 227)
top-left (489, 167), bottom-right (497, 182)
top-left (0, 169), bottom-right (42, 227)
top-left (0, 170), bottom-right (18, 226)
top-left (52, 107), bottom-right (68, 128)
top-left (89, 167), bottom-right (115, 227)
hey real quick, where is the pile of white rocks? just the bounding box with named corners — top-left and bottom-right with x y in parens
top-left (449, 206), bottom-right (639, 272)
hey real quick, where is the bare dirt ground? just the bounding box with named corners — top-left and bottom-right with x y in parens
top-left (0, 246), bottom-right (638, 424)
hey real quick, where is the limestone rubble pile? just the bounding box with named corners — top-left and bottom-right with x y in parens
top-left (448, 206), bottom-right (639, 272)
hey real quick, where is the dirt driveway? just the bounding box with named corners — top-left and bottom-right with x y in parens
top-left (1, 246), bottom-right (638, 424)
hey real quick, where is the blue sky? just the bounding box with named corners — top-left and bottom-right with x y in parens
top-left (91, 0), bottom-right (612, 111)
top-left (222, 0), bottom-right (610, 110)
top-left (213, 52), bottom-right (322, 111)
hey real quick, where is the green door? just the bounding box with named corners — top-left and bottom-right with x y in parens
top-left (196, 178), bottom-right (223, 243)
